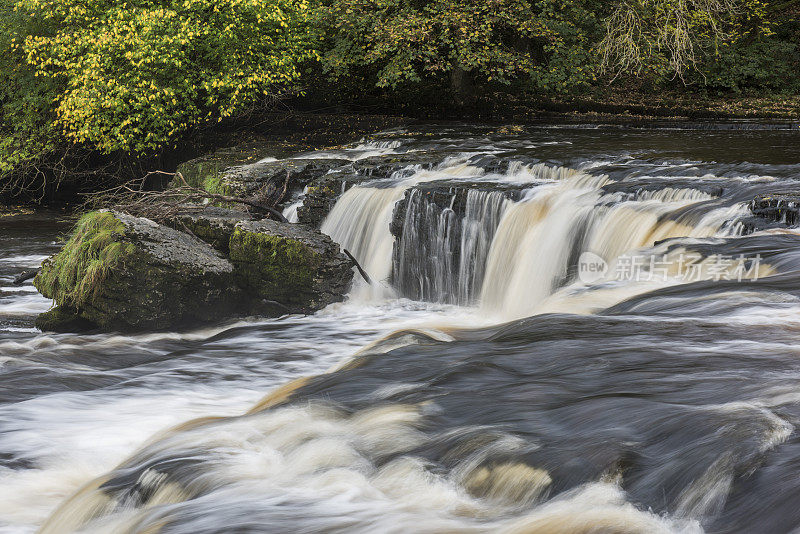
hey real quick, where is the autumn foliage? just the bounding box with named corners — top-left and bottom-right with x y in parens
top-left (0, 0), bottom-right (798, 197)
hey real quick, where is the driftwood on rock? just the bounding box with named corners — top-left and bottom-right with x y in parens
top-left (82, 171), bottom-right (289, 224)
top-left (13, 269), bottom-right (39, 285)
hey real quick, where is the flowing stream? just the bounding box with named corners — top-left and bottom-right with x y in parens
top-left (3, 125), bottom-right (800, 533)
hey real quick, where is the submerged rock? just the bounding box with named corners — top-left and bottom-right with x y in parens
top-left (33, 209), bottom-right (354, 332)
top-left (230, 219), bottom-right (353, 313)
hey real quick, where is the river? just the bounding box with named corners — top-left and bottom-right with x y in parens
top-left (2, 124), bottom-right (800, 533)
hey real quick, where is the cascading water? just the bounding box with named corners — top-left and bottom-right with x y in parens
top-left (318, 155), bottom-right (744, 319)
top-left (392, 188), bottom-right (510, 304)
top-left (320, 185), bottom-right (406, 299)
top-left (5, 126), bottom-right (800, 534)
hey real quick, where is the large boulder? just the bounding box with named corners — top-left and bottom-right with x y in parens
top-left (34, 210), bottom-right (240, 331)
top-left (230, 219), bottom-right (353, 313)
top-left (33, 208), bottom-right (355, 332)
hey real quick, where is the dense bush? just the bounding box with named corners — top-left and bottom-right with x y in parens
top-left (16, 0), bottom-right (316, 153)
top-left (1, 0), bottom-right (315, 197)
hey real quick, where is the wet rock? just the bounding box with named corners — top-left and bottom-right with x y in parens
top-left (749, 193), bottom-right (800, 226)
top-left (218, 158), bottom-right (351, 201)
top-left (351, 153), bottom-right (442, 179)
top-left (34, 305), bottom-right (95, 333)
top-left (390, 182), bottom-right (524, 240)
top-left (296, 170), bottom-right (363, 228)
top-left (34, 210), bottom-right (240, 331)
top-left (229, 219), bottom-right (354, 313)
top-left (390, 182), bottom-right (522, 304)
top-left (178, 148), bottom-right (350, 207)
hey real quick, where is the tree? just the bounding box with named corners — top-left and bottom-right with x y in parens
top-left (598, 0), bottom-right (774, 81)
top-left (314, 0), bottom-right (601, 100)
top-left (10, 0), bottom-right (316, 155)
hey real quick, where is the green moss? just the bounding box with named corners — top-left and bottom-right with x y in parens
top-left (202, 174), bottom-right (232, 196)
top-left (34, 211), bottom-right (136, 308)
top-left (229, 228), bottom-right (320, 303)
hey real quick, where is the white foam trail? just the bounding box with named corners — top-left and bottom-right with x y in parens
top-left (293, 140), bottom-right (408, 161)
top-left (0, 293), bottom-right (52, 317)
top-left (38, 402), bottom-right (700, 534)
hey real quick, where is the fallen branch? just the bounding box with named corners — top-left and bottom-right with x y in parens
top-left (343, 249), bottom-right (373, 285)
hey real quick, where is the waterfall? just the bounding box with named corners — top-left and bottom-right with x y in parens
top-left (478, 181), bottom-right (733, 318)
top-left (320, 186), bottom-right (406, 300)
top-left (319, 159), bottom-right (742, 317)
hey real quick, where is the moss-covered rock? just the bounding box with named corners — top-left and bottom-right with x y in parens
top-left (34, 210), bottom-right (240, 331)
top-left (33, 209), bottom-right (356, 332)
top-left (168, 206), bottom-right (255, 253)
top-left (229, 219), bottom-right (354, 313)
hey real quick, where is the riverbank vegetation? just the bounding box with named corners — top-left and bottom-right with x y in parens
top-left (1, 0), bottom-right (798, 201)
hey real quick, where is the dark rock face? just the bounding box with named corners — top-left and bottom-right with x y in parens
top-left (217, 158), bottom-right (351, 200)
top-left (178, 150), bottom-right (350, 208)
top-left (296, 170), bottom-right (364, 228)
top-left (230, 220), bottom-right (353, 313)
top-left (350, 154), bottom-right (441, 179)
top-left (34, 209), bottom-right (354, 332)
top-left (34, 306), bottom-right (95, 333)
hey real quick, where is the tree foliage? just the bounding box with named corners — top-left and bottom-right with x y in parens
top-left (14, 0), bottom-right (315, 154)
top-left (0, 0), bottom-right (798, 199)
top-left (598, 0), bottom-right (784, 80)
top-left (314, 0), bottom-right (602, 94)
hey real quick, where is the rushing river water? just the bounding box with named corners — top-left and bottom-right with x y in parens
top-left (3, 124), bottom-right (800, 533)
